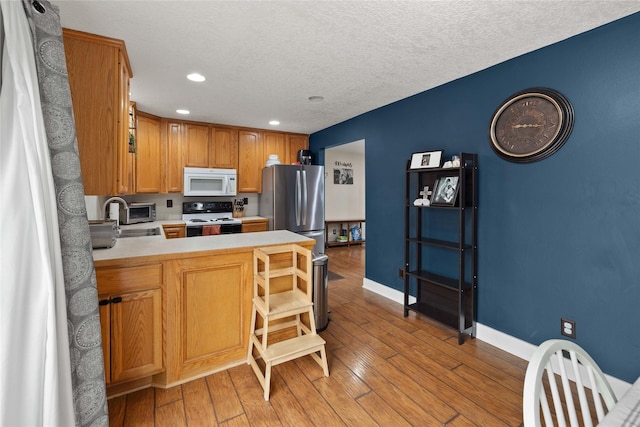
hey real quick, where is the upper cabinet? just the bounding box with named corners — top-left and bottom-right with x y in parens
top-left (163, 120), bottom-right (183, 193)
top-left (263, 132), bottom-right (309, 166)
top-left (263, 132), bottom-right (288, 165)
top-left (135, 112), bottom-right (163, 193)
top-left (183, 123), bottom-right (238, 170)
top-left (287, 134), bottom-right (309, 165)
top-left (239, 131), bottom-right (309, 193)
top-left (183, 124), bottom-right (210, 168)
top-left (210, 126), bottom-right (238, 169)
top-left (63, 28), bottom-right (133, 196)
top-left (238, 130), bottom-right (263, 193)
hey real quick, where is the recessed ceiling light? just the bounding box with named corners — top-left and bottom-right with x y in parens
top-left (187, 73), bottom-right (205, 82)
top-left (308, 96), bottom-right (324, 102)
top-left (176, 109), bottom-right (190, 115)
top-left (269, 120), bottom-right (280, 126)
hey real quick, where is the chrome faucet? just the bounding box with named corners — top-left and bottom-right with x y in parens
top-left (102, 196), bottom-right (128, 223)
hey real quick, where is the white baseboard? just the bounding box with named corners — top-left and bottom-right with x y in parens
top-left (361, 277), bottom-right (631, 397)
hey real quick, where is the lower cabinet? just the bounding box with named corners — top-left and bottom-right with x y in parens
top-left (162, 223), bottom-right (186, 239)
top-left (242, 218), bottom-right (268, 233)
top-left (96, 264), bottom-right (163, 385)
top-left (165, 252), bottom-right (253, 383)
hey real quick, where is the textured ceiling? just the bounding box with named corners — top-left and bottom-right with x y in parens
top-left (55, 1), bottom-right (640, 134)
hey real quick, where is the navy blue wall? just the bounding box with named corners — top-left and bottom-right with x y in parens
top-left (310, 13), bottom-right (640, 383)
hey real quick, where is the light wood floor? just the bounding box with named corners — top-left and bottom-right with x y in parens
top-left (108, 245), bottom-right (527, 426)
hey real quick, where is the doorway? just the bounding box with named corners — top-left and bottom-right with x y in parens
top-left (324, 139), bottom-right (366, 271)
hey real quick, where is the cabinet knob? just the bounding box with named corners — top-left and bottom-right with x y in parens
top-left (111, 296), bottom-right (123, 304)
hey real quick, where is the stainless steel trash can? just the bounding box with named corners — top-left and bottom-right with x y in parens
top-left (313, 254), bottom-right (329, 331)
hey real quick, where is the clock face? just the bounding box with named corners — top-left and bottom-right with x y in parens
top-left (489, 88), bottom-right (573, 163)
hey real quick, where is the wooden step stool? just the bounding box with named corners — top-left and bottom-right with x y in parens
top-left (247, 244), bottom-right (329, 400)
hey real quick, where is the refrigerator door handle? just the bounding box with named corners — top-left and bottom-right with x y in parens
top-left (295, 170), bottom-right (301, 226)
top-left (301, 170), bottom-right (308, 225)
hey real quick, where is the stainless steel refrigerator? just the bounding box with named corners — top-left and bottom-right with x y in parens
top-left (259, 164), bottom-right (325, 255)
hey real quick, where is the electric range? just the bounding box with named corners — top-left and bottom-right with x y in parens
top-left (182, 201), bottom-right (242, 237)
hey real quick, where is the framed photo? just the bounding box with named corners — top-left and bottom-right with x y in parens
top-left (409, 150), bottom-right (443, 169)
top-left (333, 168), bottom-right (353, 184)
top-left (431, 175), bottom-right (460, 206)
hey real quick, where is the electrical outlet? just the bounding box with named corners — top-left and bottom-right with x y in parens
top-left (166, 199), bottom-right (173, 208)
top-left (561, 318), bottom-right (576, 339)
top-left (243, 197), bottom-right (248, 204)
top-left (399, 268), bottom-right (404, 279)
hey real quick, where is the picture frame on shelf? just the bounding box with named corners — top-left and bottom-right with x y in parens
top-left (431, 175), bottom-right (460, 206)
top-left (409, 150), bottom-right (443, 169)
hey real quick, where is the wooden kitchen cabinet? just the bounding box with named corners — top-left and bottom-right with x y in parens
top-left (210, 126), bottom-right (239, 169)
top-left (165, 253), bottom-right (253, 382)
top-left (263, 132), bottom-right (288, 165)
top-left (184, 123), bottom-right (238, 170)
top-left (242, 218), bottom-right (269, 233)
top-left (183, 123), bottom-right (210, 168)
top-left (162, 223), bottom-right (186, 239)
top-left (238, 130), bottom-right (263, 193)
top-left (163, 120), bottom-right (184, 193)
top-left (263, 132), bottom-right (309, 166)
top-left (287, 134), bottom-right (308, 164)
top-left (96, 264), bottom-right (163, 386)
top-left (135, 112), bottom-right (163, 193)
top-left (63, 28), bottom-right (133, 196)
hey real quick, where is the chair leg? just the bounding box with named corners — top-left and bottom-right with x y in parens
top-left (247, 305), bottom-right (257, 364)
top-left (264, 361), bottom-right (272, 401)
top-left (319, 345), bottom-right (329, 377)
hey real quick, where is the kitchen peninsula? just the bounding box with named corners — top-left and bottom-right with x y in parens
top-left (93, 229), bottom-right (314, 397)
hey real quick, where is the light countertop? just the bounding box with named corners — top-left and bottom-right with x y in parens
top-left (93, 222), bottom-right (310, 263)
top-left (154, 216), bottom-right (266, 224)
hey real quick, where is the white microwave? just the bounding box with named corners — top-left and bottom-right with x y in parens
top-left (183, 167), bottom-right (237, 197)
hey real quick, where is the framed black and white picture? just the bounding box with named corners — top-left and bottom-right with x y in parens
top-left (431, 175), bottom-right (459, 206)
top-left (333, 168), bottom-right (354, 184)
top-left (409, 150), bottom-right (443, 169)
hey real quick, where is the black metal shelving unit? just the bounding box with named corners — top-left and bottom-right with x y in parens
top-left (403, 152), bottom-right (477, 344)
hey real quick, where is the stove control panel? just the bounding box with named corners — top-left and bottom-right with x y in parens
top-left (183, 201), bottom-right (233, 214)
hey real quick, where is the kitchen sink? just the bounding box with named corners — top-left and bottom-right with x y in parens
top-left (119, 227), bottom-right (161, 238)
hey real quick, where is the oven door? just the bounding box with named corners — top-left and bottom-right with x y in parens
top-left (186, 223), bottom-right (241, 237)
top-left (186, 226), bottom-right (203, 237)
top-left (220, 223), bottom-right (242, 234)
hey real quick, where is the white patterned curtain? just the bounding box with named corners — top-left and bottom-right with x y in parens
top-left (0, 1), bottom-right (108, 425)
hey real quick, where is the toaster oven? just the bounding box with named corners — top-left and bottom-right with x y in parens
top-left (120, 202), bottom-right (156, 225)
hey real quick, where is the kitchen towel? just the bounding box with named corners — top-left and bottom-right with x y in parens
top-left (203, 225), bottom-right (221, 236)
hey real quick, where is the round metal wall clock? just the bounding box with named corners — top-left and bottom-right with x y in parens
top-left (489, 87), bottom-right (574, 163)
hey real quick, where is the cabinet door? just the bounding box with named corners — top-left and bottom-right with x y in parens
top-left (242, 220), bottom-right (268, 233)
top-left (210, 127), bottom-right (238, 169)
top-left (263, 132), bottom-right (287, 165)
top-left (99, 297), bottom-right (111, 384)
top-left (238, 130), bottom-right (263, 193)
top-left (117, 54), bottom-right (133, 194)
top-left (110, 288), bottom-right (163, 383)
top-left (162, 224), bottom-right (185, 239)
top-left (165, 121), bottom-right (183, 193)
top-left (287, 134), bottom-right (308, 165)
top-left (171, 253), bottom-right (252, 380)
top-left (96, 263), bottom-right (163, 385)
top-left (63, 30), bottom-right (120, 196)
top-left (135, 114), bottom-right (162, 193)
top-left (184, 124), bottom-right (210, 167)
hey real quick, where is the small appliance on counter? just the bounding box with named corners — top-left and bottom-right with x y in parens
top-left (89, 220), bottom-right (118, 249)
top-left (120, 202), bottom-right (156, 224)
top-left (297, 149), bottom-right (312, 165)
